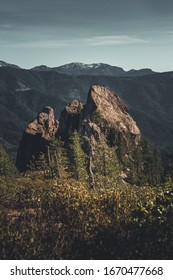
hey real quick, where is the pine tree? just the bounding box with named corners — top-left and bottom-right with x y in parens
top-left (47, 136), bottom-right (68, 179)
top-left (92, 135), bottom-right (121, 187)
top-left (0, 144), bottom-right (17, 177)
top-left (141, 140), bottom-right (163, 186)
top-left (36, 152), bottom-right (48, 177)
top-left (151, 148), bottom-right (163, 185)
top-left (86, 140), bottom-right (95, 187)
top-left (129, 144), bottom-right (143, 185)
top-left (70, 131), bottom-right (88, 181)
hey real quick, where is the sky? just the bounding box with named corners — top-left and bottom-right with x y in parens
top-left (0, 0), bottom-right (173, 71)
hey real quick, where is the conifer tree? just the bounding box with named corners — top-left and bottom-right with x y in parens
top-left (47, 136), bottom-right (68, 179)
top-left (92, 135), bottom-right (121, 186)
top-left (152, 148), bottom-right (163, 185)
top-left (0, 144), bottom-right (17, 177)
top-left (26, 155), bottom-right (38, 180)
top-left (141, 140), bottom-right (163, 185)
top-left (36, 152), bottom-right (48, 177)
top-left (86, 142), bottom-right (95, 187)
top-left (128, 144), bottom-right (143, 185)
top-left (70, 130), bottom-right (88, 181)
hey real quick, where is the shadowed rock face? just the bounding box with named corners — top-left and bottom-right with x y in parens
top-left (16, 106), bottom-right (59, 171)
top-left (58, 100), bottom-right (83, 140)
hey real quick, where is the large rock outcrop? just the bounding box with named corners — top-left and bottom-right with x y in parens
top-left (16, 86), bottom-right (141, 174)
top-left (16, 106), bottom-right (59, 171)
top-left (79, 85), bottom-right (141, 145)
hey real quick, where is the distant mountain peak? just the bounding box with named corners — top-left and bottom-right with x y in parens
top-left (31, 65), bottom-right (51, 71)
top-left (30, 62), bottom-right (155, 77)
top-left (56, 62), bottom-right (125, 76)
top-left (59, 62), bottom-right (103, 70)
top-left (0, 60), bottom-right (20, 69)
top-left (127, 68), bottom-right (155, 76)
top-left (61, 62), bottom-right (104, 68)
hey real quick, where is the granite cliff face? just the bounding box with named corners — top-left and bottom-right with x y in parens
top-left (16, 86), bottom-right (141, 173)
top-left (16, 106), bottom-right (59, 171)
top-left (79, 85), bottom-right (140, 145)
top-left (58, 85), bottom-right (141, 143)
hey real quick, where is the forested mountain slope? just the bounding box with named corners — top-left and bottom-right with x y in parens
top-left (0, 65), bottom-right (173, 157)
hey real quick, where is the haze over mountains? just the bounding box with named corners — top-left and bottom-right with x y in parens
top-left (0, 60), bottom-right (173, 157)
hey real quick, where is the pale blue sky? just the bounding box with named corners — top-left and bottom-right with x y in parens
top-left (0, 0), bottom-right (173, 71)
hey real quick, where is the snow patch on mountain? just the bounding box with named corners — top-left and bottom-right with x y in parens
top-left (60, 62), bottom-right (102, 69)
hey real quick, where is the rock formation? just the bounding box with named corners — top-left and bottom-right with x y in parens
top-left (16, 86), bottom-right (141, 176)
top-left (58, 99), bottom-right (83, 140)
top-left (78, 85), bottom-right (141, 182)
top-left (79, 85), bottom-right (141, 145)
top-left (16, 106), bottom-right (59, 171)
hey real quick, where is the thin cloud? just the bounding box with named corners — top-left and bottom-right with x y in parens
top-left (0, 35), bottom-right (150, 49)
top-left (20, 40), bottom-right (71, 48)
top-left (165, 31), bottom-right (173, 42)
top-left (0, 24), bottom-right (12, 29)
top-left (84, 35), bottom-right (150, 46)
top-left (0, 40), bottom-right (71, 48)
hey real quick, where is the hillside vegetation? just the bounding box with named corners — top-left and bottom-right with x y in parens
top-left (0, 143), bottom-right (173, 259)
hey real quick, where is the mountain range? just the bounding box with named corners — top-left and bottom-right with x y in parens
top-left (31, 62), bottom-right (155, 77)
top-left (0, 60), bottom-right (173, 158)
